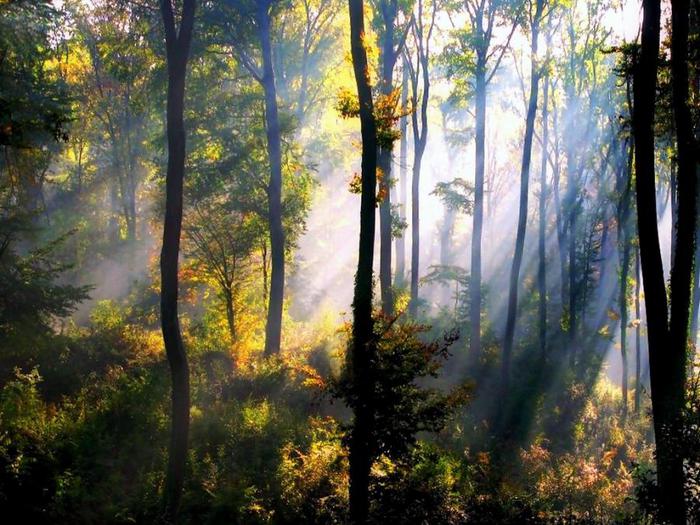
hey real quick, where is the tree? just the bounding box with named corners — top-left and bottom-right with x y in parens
top-left (372, 0), bottom-right (412, 315)
top-left (501, 0), bottom-right (546, 399)
top-left (442, 0), bottom-right (518, 361)
top-left (77, 3), bottom-right (153, 244)
top-left (0, 0), bottom-right (70, 214)
top-left (537, 69), bottom-right (550, 357)
top-left (632, 0), bottom-right (694, 519)
top-left (257, 1), bottom-right (286, 356)
top-left (615, 131), bottom-right (633, 421)
top-left (158, 0), bottom-right (195, 521)
top-left (184, 199), bottom-right (258, 343)
top-left (394, 61), bottom-right (410, 286)
top-left (347, 0), bottom-right (379, 521)
top-left (405, 0), bottom-right (437, 317)
top-left (218, 0), bottom-right (286, 356)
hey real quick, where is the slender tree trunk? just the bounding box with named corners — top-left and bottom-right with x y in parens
top-left (568, 201), bottom-right (577, 360)
top-left (470, 61), bottom-right (486, 360)
top-left (159, 1), bottom-right (195, 522)
top-left (409, 142), bottom-right (424, 316)
top-left (619, 178), bottom-right (631, 422)
top-left (348, 0), bottom-right (378, 521)
top-left (502, 5), bottom-right (542, 398)
top-left (259, 1), bottom-right (286, 356)
top-left (551, 98), bottom-right (569, 318)
top-left (633, 0), bottom-right (687, 520)
top-left (538, 74), bottom-right (549, 357)
top-left (395, 64), bottom-right (409, 287)
top-left (408, 6), bottom-right (433, 317)
top-left (379, 143), bottom-right (393, 314)
top-left (564, 91), bottom-right (578, 360)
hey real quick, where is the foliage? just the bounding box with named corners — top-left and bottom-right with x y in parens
top-left (432, 178), bottom-right (475, 214)
top-left (332, 318), bottom-right (471, 464)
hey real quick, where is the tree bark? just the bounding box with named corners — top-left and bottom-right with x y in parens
top-left (259, 0), bottom-right (286, 356)
top-left (159, 1), bottom-right (195, 522)
top-left (348, 0), bottom-right (378, 522)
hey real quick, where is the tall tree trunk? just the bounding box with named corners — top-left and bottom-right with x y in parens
top-left (379, 144), bottom-right (393, 314)
top-left (551, 97), bottom-right (569, 318)
top-left (408, 2), bottom-right (433, 317)
top-left (259, 1), bottom-right (286, 356)
top-left (348, 0), bottom-right (378, 522)
top-left (667, 0), bottom-right (697, 518)
top-left (564, 91), bottom-right (578, 360)
top-left (633, 0), bottom-right (688, 520)
top-left (378, 0), bottom-right (399, 315)
top-left (159, 1), bottom-right (195, 522)
top-left (409, 135), bottom-right (425, 317)
top-left (568, 199), bottom-right (577, 360)
top-left (395, 64), bottom-right (409, 287)
top-left (538, 73), bottom-right (549, 356)
top-left (469, 60), bottom-right (486, 360)
top-left (502, 3), bottom-right (542, 398)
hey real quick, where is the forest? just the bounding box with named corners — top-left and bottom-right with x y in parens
top-left (1, 0), bottom-right (699, 523)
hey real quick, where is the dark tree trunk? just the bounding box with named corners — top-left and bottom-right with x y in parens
top-left (259, 1), bottom-right (286, 356)
top-left (538, 73), bottom-right (549, 357)
top-left (159, 1), bottom-right (195, 522)
top-left (667, 0), bottom-right (697, 518)
top-left (348, 0), bottom-right (378, 522)
top-left (502, 3), bottom-right (542, 398)
top-left (633, 0), bottom-right (688, 520)
top-left (224, 288), bottom-right (236, 343)
top-left (469, 61), bottom-right (486, 360)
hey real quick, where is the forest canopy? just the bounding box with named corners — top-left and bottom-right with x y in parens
top-left (1, 0), bottom-right (699, 523)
